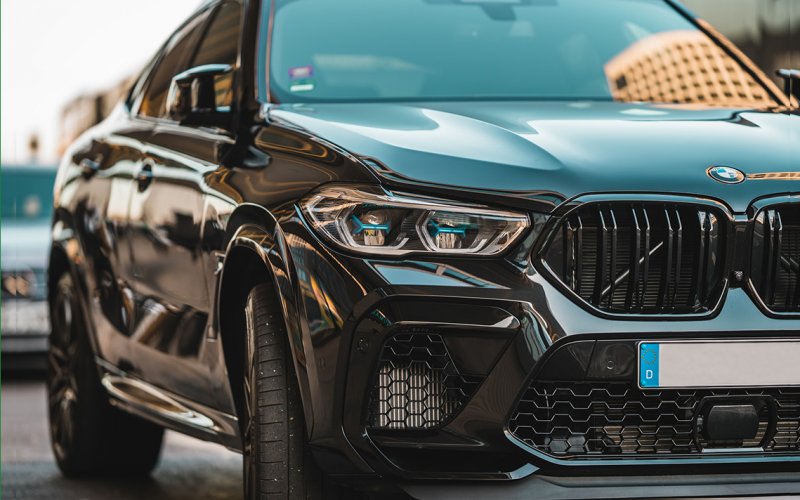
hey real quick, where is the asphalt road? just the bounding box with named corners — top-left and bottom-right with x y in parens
top-left (2, 378), bottom-right (242, 500)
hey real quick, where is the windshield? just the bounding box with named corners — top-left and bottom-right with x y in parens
top-left (1, 167), bottom-right (56, 223)
top-left (268, 0), bottom-right (778, 107)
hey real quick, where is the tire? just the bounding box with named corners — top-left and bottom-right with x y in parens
top-left (47, 272), bottom-right (164, 477)
top-left (243, 283), bottom-right (347, 500)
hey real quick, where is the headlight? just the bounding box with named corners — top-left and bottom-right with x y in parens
top-left (301, 185), bottom-right (530, 256)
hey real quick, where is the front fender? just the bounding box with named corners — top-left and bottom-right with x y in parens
top-left (218, 206), bottom-right (316, 434)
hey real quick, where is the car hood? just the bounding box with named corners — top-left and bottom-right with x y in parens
top-left (271, 101), bottom-right (800, 212)
top-left (1, 221), bottom-right (51, 271)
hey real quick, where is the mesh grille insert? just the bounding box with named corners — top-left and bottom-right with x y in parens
top-left (367, 333), bottom-right (482, 430)
top-left (509, 382), bottom-right (800, 458)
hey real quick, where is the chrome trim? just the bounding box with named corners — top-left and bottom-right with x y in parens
top-left (748, 172), bottom-right (800, 181)
top-left (101, 374), bottom-right (216, 431)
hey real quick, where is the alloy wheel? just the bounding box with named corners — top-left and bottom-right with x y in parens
top-left (48, 281), bottom-right (80, 461)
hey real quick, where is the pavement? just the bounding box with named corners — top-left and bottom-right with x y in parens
top-left (2, 378), bottom-right (243, 500)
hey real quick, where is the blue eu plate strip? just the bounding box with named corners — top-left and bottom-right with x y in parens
top-left (639, 343), bottom-right (660, 388)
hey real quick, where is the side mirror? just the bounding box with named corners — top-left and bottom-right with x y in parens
top-left (166, 64), bottom-right (234, 128)
top-left (776, 69), bottom-right (800, 101)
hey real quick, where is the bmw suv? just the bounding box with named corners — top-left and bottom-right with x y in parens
top-left (48, 0), bottom-right (800, 498)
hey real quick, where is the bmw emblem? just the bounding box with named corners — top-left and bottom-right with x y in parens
top-left (707, 166), bottom-right (745, 184)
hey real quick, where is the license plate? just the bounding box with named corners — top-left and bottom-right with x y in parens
top-left (638, 340), bottom-right (800, 389)
top-left (1, 300), bottom-right (50, 335)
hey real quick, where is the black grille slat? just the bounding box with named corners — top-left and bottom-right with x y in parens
top-left (661, 208), bottom-right (674, 310)
top-left (752, 205), bottom-right (800, 313)
top-left (576, 215), bottom-right (584, 294)
top-left (794, 247), bottom-right (800, 307)
top-left (544, 202), bottom-right (725, 315)
top-left (596, 208), bottom-right (609, 306)
top-left (626, 207), bottom-right (641, 310)
top-left (775, 211), bottom-right (784, 307)
top-left (673, 208), bottom-right (684, 308)
top-left (509, 382), bottom-right (800, 458)
top-left (695, 211), bottom-right (708, 306)
top-left (764, 210), bottom-right (778, 305)
top-left (564, 221), bottom-right (576, 291)
top-left (641, 208), bottom-right (652, 311)
top-left (609, 209), bottom-right (619, 302)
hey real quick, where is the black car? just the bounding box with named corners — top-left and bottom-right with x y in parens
top-left (48, 0), bottom-right (800, 498)
top-left (2, 164), bottom-right (56, 371)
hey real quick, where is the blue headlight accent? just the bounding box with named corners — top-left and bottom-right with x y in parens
top-left (428, 220), bottom-right (468, 236)
top-left (351, 215), bottom-right (390, 234)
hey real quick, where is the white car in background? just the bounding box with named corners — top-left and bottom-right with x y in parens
top-left (2, 164), bottom-right (56, 371)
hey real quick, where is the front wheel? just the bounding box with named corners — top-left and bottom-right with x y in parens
top-left (242, 283), bottom-right (348, 499)
top-left (47, 272), bottom-right (164, 477)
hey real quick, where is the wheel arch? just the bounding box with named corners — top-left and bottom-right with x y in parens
top-left (48, 210), bottom-right (98, 352)
top-left (217, 204), bottom-right (315, 437)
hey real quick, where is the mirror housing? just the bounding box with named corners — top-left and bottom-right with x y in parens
top-left (167, 64), bottom-right (234, 128)
top-left (776, 69), bottom-right (800, 101)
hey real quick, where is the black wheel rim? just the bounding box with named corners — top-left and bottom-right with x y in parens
top-left (47, 281), bottom-right (80, 461)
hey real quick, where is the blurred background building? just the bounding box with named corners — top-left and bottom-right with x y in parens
top-left (57, 76), bottom-right (135, 156)
top-left (0, 0), bottom-right (200, 165)
top-left (683, 0), bottom-right (798, 89)
top-left (605, 29), bottom-right (776, 107)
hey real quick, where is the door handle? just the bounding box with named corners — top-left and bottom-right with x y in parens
top-left (79, 156), bottom-right (102, 178)
top-left (136, 162), bottom-right (154, 191)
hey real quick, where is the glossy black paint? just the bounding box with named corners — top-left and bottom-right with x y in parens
top-left (49, 0), bottom-right (800, 491)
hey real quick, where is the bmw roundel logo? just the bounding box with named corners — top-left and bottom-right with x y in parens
top-left (707, 166), bottom-right (745, 184)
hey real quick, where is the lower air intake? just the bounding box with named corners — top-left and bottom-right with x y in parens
top-left (509, 382), bottom-right (800, 458)
top-left (367, 333), bottom-right (481, 430)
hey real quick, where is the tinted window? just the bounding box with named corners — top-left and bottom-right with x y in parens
top-left (139, 13), bottom-right (209, 118)
top-left (269, 0), bottom-right (779, 108)
top-left (191, 2), bottom-right (243, 109)
top-left (192, 2), bottom-right (242, 67)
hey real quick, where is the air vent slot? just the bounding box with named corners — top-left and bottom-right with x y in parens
top-left (542, 202), bottom-right (726, 314)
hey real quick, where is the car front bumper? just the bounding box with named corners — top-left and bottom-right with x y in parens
top-left (279, 209), bottom-right (800, 485)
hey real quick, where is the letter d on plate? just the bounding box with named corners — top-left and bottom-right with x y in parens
top-left (639, 343), bottom-right (660, 388)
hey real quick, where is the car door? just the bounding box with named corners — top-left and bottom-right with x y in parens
top-left (126, 1), bottom-right (243, 408)
top-left (64, 104), bottom-right (153, 368)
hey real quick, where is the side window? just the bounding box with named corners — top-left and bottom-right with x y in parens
top-left (126, 54), bottom-right (158, 110)
top-left (191, 2), bottom-right (243, 109)
top-left (192, 2), bottom-right (242, 68)
top-left (138, 13), bottom-right (210, 119)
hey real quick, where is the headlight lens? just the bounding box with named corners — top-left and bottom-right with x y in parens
top-left (301, 185), bottom-right (530, 256)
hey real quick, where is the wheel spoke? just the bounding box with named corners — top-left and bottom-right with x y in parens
top-left (47, 351), bottom-right (64, 377)
top-left (50, 378), bottom-right (68, 407)
top-left (51, 387), bottom-right (76, 453)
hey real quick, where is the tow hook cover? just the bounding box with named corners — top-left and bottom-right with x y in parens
top-left (704, 404), bottom-right (760, 442)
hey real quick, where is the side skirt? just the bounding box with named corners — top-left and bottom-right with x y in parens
top-left (96, 358), bottom-right (243, 452)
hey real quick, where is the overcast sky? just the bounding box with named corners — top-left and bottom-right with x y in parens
top-left (1, 0), bottom-right (200, 164)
